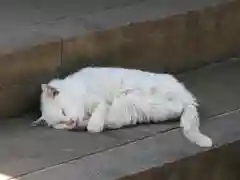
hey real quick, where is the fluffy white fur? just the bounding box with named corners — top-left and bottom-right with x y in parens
top-left (32, 67), bottom-right (212, 147)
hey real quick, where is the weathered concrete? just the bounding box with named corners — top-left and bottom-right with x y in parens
top-left (121, 140), bottom-right (240, 180)
top-left (0, 0), bottom-right (239, 118)
top-left (18, 112), bottom-right (240, 180)
top-left (0, 115), bottom-right (178, 177)
top-left (0, 0), bottom-right (232, 54)
top-left (178, 58), bottom-right (240, 118)
top-left (0, 42), bottom-right (61, 117)
top-left (0, 59), bottom-right (239, 180)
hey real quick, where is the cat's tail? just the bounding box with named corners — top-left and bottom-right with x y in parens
top-left (180, 104), bottom-right (212, 147)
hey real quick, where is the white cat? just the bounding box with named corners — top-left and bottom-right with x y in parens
top-left (32, 67), bottom-right (212, 147)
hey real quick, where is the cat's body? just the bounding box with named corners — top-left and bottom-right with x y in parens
top-left (33, 67), bottom-right (212, 147)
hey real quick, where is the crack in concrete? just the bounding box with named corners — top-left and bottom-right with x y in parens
top-left (10, 107), bottom-right (240, 179)
top-left (10, 127), bottom-right (179, 180)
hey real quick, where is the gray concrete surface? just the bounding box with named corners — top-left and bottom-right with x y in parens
top-left (0, 58), bottom-right (239, 180)
top-left (0, 0), bottom-right (232, 54)
top-left (19, 112), bottom-right (240, 180)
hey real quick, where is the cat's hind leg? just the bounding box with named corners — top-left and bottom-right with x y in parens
top-left (106, 93), bottom-right (184, 129)
top-left (146, 97), bottom-right (184, 123)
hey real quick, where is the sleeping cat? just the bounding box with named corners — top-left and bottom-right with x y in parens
top-left (32, 67), bottom-right (212, 147)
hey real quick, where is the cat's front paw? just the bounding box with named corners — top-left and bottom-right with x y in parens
top-left (87, 121), bottom-right (104, 133)
top-left (31, 121), bottom-right (40, 127)
top-left (31, 117), bottom-right (45, 127)
top-left (52, 121), bottom-right (76, 130)
top-left (53, 124), bottom-right (68, 130)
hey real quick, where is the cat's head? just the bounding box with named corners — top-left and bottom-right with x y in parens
top-left (40, 82), bottom-right (85, 128)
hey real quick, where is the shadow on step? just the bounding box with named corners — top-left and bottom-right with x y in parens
top-left (120, 140), bottom-right (240, 180)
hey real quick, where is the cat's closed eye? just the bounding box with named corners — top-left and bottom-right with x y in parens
top-left (61, 108), bottom-right (66, 116)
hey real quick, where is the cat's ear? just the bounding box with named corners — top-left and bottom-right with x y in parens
top-left (41, 84), bottom-right (60, 98)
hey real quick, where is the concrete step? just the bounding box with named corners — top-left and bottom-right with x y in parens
top-left (0, 0), bottom-right (239, 118)
top-left (0, 59), bottom-right (239, 180)
top-left (0, 0), bottom-right (233, 54)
